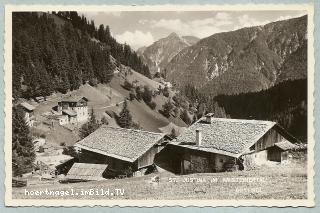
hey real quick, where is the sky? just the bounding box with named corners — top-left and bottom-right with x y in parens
top-left (81, 10), bottom-right (307, 50)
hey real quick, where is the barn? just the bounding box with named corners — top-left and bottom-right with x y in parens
top-left (74, 125), bottom-right (165, 177)
top-left (167, 114), bottom-right (299, 174)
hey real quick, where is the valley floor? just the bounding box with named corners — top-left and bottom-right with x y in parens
top-left (13, 162), bottom-right (307, 200)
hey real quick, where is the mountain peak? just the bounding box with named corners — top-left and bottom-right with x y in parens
top-left (167, 32), bottom-right (180, 39)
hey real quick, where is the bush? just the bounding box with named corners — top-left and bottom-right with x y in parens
top-left (123, 80), bottom-right (133, 90)
top-left (101, 116), bottom-right (108, 125)
top-left (163, 86), bottom-right (170, 97)
top-left (89, 78), bottom-right (98, 87)
top-left (129, 92), bottom-right (136, 101)
top-left (62, 146), bottom-right (78, 158)
top-left (135, 86), bottom-right (142, 101)
top-left (173, 107), bottom-right (180, 117)
top-left (147, 101), bottom-right (157, 110)
top-left (162, 100), bottom-right (174, 118)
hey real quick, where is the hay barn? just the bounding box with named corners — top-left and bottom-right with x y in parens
top-left (74, 126), bottom-right (165, 177)
top-left (167, 114), bottom-right (299, 174)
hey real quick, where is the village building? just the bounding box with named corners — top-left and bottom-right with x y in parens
top-left (19, 102), bottom-right (36, 127)
top-left (74, 125), bottom-right (165, 178)
top-left (35, 154), bottom-right (74, 176)
top-left (57, 96), bottom-right (89, 124)
top-left (43, 114), bottom-right (69, 126)
top-left (168, 114), bottom-right (299, 174)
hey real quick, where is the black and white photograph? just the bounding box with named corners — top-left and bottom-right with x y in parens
top-left (4, 4), bottom-right (314, 207)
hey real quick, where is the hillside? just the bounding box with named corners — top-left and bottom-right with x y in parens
top-left (165, 15), bottom-right (307, 96)
top-left (138, 33), bottom-right (199, 75)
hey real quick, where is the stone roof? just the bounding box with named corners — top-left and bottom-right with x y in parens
top-left (171, 117), bottom-right (276, 157)
top-left (75, 126), bottom-right (165, 162)
top-left (60, 95), bottom-right (88, 103)
top-left (36, 154), bottom-right (74, 168)
top-left (275, 140), bottom-right (298, 151)
top-left (20, 102), bottom-right (35, 111)
top-left (66, 163), bottom-right (108, 181)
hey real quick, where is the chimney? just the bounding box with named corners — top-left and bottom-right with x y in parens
top-left (205, 113), bottom-right (213, 124)
top-left (196, 129), bottom-right (202, 147)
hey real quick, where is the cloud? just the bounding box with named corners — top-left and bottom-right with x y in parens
top-left (115, 30), bottom-right (154, 50)
top-left (215, 12), bottom-right (231, 20)
top-left (148, 16), bottom-right (233, 38)
top-left (237, 14), bottom-right (270, 29)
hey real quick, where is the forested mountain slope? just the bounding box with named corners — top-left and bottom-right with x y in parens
top-left (166, 15), bottom-right (307, 96)
top-left (12, 12), bottom-right (150, 99)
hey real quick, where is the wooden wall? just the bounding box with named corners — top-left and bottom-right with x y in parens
top-left (137, 145), bottom-right (159, 169)
top-left (255, 128), bottom-right (285, 152)
top-left (178, 147), bottom-right (235, 174)
top-left (79, 149), bottom-right (134, 174)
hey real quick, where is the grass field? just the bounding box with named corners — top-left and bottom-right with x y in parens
top-left (13, 163), bottom-right (307, 200)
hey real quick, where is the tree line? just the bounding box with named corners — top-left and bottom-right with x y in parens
top-left (180, 78), bottom-right (308, 142)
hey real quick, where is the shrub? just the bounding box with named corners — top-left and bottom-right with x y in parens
top-left (162, 100), bottom-right (174, 118)
top-left (101, 116), bottom-right (108, 125)
top-left (163, 86), bottom-right (170, 97)
top-left (129, 92), bottom-right (136, 101)
top-left (123, 80), bottom-right (133, 90)
top-left (147, 101), bottom-right (157, 110)
top-left (135, 86), bottom-right (142, 101)
top-left (89, 78), bottom-right (98, 87)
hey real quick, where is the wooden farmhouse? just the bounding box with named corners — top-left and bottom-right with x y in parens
top-left (168, 114), bottom-right (299, 174)
top-left (74, 126), bottom-right (165, 177)
top-left (57, 96), bottom-right (89, 124)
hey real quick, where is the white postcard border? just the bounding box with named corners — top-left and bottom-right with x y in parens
top-left (4, 3), bottom-right (315, 207)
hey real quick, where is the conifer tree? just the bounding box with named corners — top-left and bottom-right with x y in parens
top-left (12, 107), bottom-right (35, 176)
top-left (117, 100), bottom-right (133, 128)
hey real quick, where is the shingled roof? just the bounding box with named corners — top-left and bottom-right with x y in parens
top-left (75, 126), bottom-right (165, 162)
top-left (66, 163), bottom-right (108, 181)
top-left (275, 140), bottom-right (298, 151)
top-left (60, 95), bottom-right (88, 103)
top-left (170, 117), bottom-right (276, 158)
